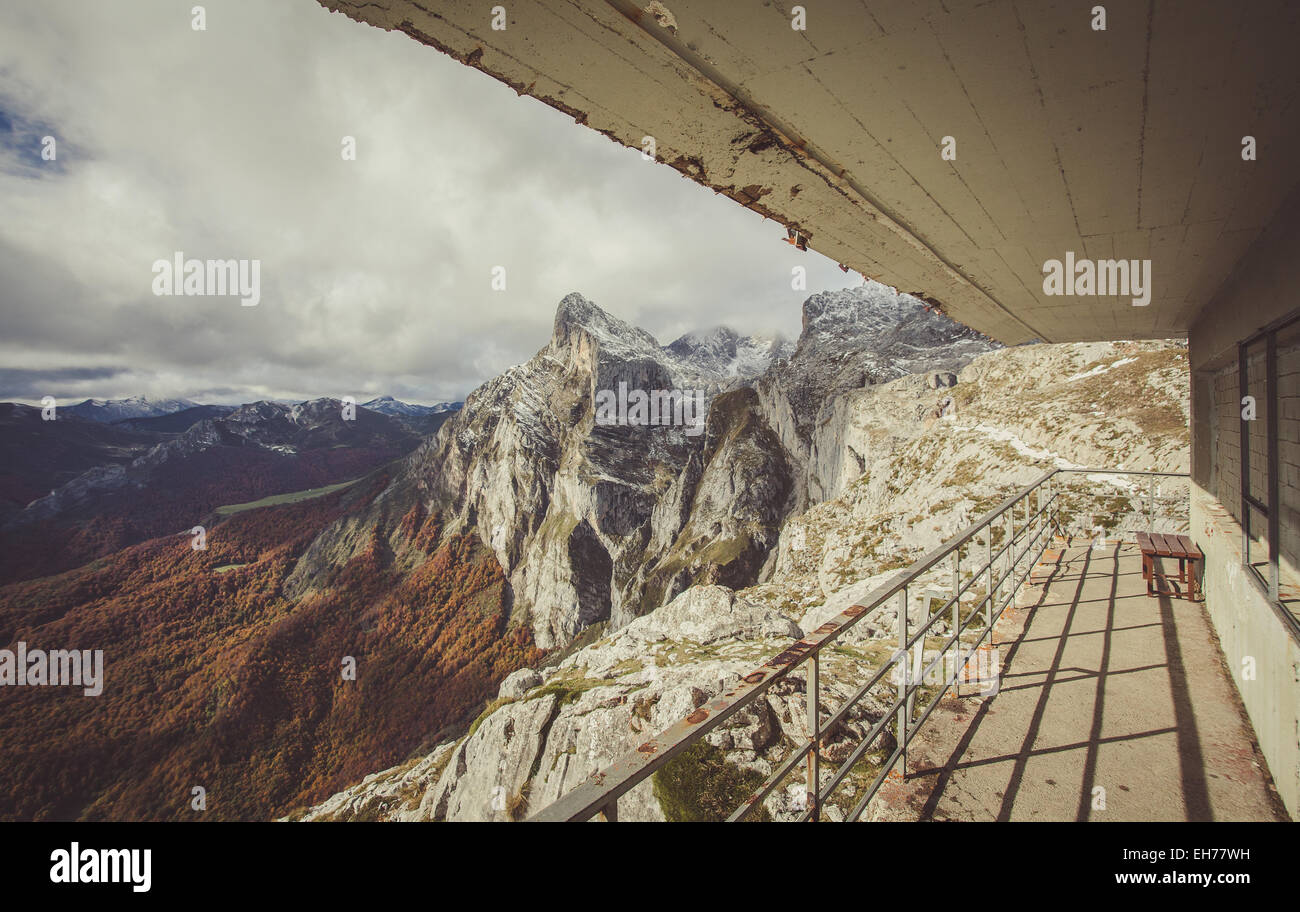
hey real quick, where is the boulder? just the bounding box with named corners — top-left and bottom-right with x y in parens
top-left (627, 584), bottom-right (802, 645)
top-left (497, 667), bottom-right (543, 700)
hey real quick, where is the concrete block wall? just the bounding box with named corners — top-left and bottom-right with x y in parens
top-left (1192, 486), bottom-right (1300, 818)
top-left (1188, 190), bottom-right (1300, 821)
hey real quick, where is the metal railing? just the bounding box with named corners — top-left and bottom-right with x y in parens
top-left (529, 467), bottom-right (1190, 822)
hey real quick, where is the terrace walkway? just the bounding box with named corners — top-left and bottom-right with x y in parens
top-left (875, 541), bottom-right (1288, 821)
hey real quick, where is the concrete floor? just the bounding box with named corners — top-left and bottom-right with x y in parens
top-left (875, 542), bottom-right (1289, 821)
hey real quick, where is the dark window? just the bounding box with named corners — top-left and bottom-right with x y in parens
top-left (1238, 311), bottom-right (1300, 624)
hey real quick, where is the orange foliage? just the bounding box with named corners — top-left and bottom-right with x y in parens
top-left (0, 476), bottom-right (543, 821)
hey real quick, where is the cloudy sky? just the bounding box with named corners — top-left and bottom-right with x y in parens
top-left (0, 0), bottom-right (856, 406)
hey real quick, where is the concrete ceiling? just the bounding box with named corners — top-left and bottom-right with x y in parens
top-left (317, 0), bottom-right (1300, 344)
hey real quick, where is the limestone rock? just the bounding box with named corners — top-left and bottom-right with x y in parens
top-left (498, 668), bottom-right (543, 700)
top-left (295, 318), bottom-right (1190, 824)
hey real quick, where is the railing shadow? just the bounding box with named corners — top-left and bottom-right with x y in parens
top-left (914, 541), bottom-right (1090, 820)
top-left (1157, 589), bottom-right (1213, 820)
top-left (912, 543), bottom-right (1213, 821)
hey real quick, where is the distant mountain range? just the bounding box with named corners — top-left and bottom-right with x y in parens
top-left (66, 396), bottom-right (200, 423)
top-left (0, 403), bottom-right (167, 512)
top-left (0, 397), bottom-right (435, 581)
top-left (112, 404), bottom-right (237, 433)
top-left (361, 396), bottom-right (462, 418)
top-left (61, 394), bottom-right (461, 424)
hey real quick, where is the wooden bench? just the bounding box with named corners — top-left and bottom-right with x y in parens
top-left (1136, 532), bottom-right (1203, 601)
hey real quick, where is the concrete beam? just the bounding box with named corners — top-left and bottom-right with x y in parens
top-left (316, 0), bottom-right (1300, 345)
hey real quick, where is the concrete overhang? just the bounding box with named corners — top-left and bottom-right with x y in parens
top-left (317, 0), bottom-right (1300, 345)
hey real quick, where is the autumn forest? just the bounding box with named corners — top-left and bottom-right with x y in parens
top-left (0, 473), bottom-right (543, 820)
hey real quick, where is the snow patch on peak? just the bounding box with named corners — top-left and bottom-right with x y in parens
top-left (665, 326), bottom-right (794, 383)
top-left (361, 396), bottom-right (462, 417)
top-left (66, 396), bottom-right (200, 422)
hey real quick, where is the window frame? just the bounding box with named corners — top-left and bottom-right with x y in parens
top-left (1238, 310), bottom-right (1300, 607)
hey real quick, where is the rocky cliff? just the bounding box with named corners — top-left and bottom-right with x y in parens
top-left (291, 305), bottom-right (1190, 823)
top-left (285, 284), bottom-right (987, 650)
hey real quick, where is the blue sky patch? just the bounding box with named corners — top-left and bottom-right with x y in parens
top-left (0, 94), bottom-right (68, 176)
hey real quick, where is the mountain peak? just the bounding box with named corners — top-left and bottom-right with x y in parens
top-left (665, 326), bottom-right (794, 384)
top-left (801, 281), bottom-right (914, 332)
top-left (550, 293), bottom-right (662, 360)
top-left (553, 291), bottom-right (601, 325)
top-left (668, 325), bottom-right (741, 349)
top-left (553, 293), bottom-right (626, 338)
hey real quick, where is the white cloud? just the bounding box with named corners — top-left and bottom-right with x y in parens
top-left (0, 0), bottom-right (855, 405)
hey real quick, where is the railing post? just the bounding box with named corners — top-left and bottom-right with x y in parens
top-left (1004, 511), bottom-right (1013, 586)
top-left (806, 652), bottom-right (820, 821)
top-left (1148, 474), bottom-right (1155, 534)
top-left (986, 528), bottom-right (995, 636)
top-left (952, 547), bottom-right (961, 650)
top-left (909, 638), bottom-right (923, 721)
top-left (896, 586), bottom-right (908, 778)
top-left (1046, 476), bottom-right (1053, 535)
